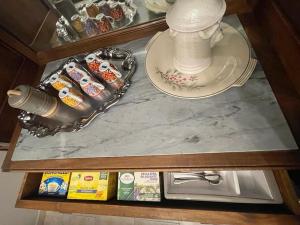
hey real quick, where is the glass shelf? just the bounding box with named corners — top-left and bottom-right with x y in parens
top-left (31, 0), bottom-right (169, 51)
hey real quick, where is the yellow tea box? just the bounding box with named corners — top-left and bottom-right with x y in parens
top-left (67, 172), bottom-right (117, 200)
top-left (38, 172), bottom-right (70, 197)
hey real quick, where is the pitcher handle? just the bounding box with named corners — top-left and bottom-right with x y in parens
top-left (198, 21), bottom-right (223, 47)
top-left (210, 22), bottom-right (224, 48)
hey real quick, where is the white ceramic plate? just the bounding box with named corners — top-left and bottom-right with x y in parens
top-left (145, 23), bottom-right (256, 99)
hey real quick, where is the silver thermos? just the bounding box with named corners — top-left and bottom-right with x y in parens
top-left (7, 85), bottom-right (80, 124)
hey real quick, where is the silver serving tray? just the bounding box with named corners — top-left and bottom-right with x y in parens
top-left (18, 48), bottom-right (136, 138)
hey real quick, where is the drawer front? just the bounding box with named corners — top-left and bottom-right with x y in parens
top-left (16, 170), bottom-right (300, 225)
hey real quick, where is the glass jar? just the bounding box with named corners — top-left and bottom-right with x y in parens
top-left (95, 14), bottom-right (113, 33)
top-left (81, 16), bottom-right (98, 36)
top-left (97, 1), bottom-right (111, 16)
top-left (85, 2), bottom-right (100, 18)
top-left (110, 2), bottom-right (125, 22)
top-left (71, 14), bottom-right (85, 33)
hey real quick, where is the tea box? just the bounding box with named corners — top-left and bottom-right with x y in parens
top-left (118, 172), bottom-right (161, 202)
top-left (38, 172), bottom-right (71, 197)
top-left (67, 172), bottom-right (117, 200)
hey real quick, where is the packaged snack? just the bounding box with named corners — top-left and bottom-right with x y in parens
top-left (80, 76), bottom-right (111, 101)
top-left (38, 172), bottom-right (70, 197)
top-left (59, 87), bottom-right (82, 109)
top-left (67, 172), bottom-right (117, 200)
top-left (118, 172), bottom-right (161, 202)
top-left (85, 53), bottom-right (124, 90)
top-left (63, 61), bottom-right (90, 83)
top-left (49, 71), bottom-right (73, 91)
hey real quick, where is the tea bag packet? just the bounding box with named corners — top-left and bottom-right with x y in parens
top-left (48, 70), bottom-right (73, 91)
top-left (80, 76), bottom-right (111, 101)
top-left (85, 53), bottom-right (124, 90)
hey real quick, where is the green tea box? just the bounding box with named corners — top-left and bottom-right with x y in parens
top-left (117, 172), bottom-right (161, 202)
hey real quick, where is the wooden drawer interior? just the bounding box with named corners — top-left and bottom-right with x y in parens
top-left (15, 172), bottom-right (300, 225)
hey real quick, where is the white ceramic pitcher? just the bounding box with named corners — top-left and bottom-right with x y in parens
top-left (166, 0), bottom-right (226, 74)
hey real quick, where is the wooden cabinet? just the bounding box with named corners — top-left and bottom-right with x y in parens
top-left (0, 0), bottom-right (300, 224)
top-left (0, 42), bottom-right (41, 144)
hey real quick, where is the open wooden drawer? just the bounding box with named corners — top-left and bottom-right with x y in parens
top-left (16, 171), bottom-right (300, 225)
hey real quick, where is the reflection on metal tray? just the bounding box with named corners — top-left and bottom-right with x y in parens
top-left (18, 48), bottom-right (136, 138)
top-left (77, 0), bottom-right (137, 29)
top-left (55, 0), bottom-right (138, 44)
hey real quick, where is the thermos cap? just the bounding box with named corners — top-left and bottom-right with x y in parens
top-left (7, 85), bottom-right (31, 108)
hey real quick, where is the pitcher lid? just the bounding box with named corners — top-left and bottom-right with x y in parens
top-left (166, 0), bottom-right (226, 32)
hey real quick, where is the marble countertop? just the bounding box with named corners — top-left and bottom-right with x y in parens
top-left (12, 15), bottom-right (298, 161)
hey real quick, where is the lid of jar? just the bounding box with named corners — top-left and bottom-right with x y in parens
top-left (7, 85), bottom-right (31, 108)
top-left (166, 0), bottom-right (226, 32)
top-left (99, 61), bottom-right (110, 72)
top-left (80, 76), bottom-right (91, 87)
top-left (110, 2), bottom-right (119, 8)
top-left (85, 53), bottom-right (97, 63)
top-left (59, 87), bottom-right (70, 99)
top-left (81, 16), bottom-right (88, 22)
top-left (71, 14), bottom-right (80, 21)
top-left (49, 73), bottom-right (60, 84)
top-left (96, 13), bottom-right (106, 20)
top-left (86, 2), bottom-right (95, 7)
top-left (97, 1), bottom-right (107, 7)
top-left (64, 62), bottom-right (76, 71)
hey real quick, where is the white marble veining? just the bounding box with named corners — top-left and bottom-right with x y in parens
top-left (12, 15), bottom-right (298, 161)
